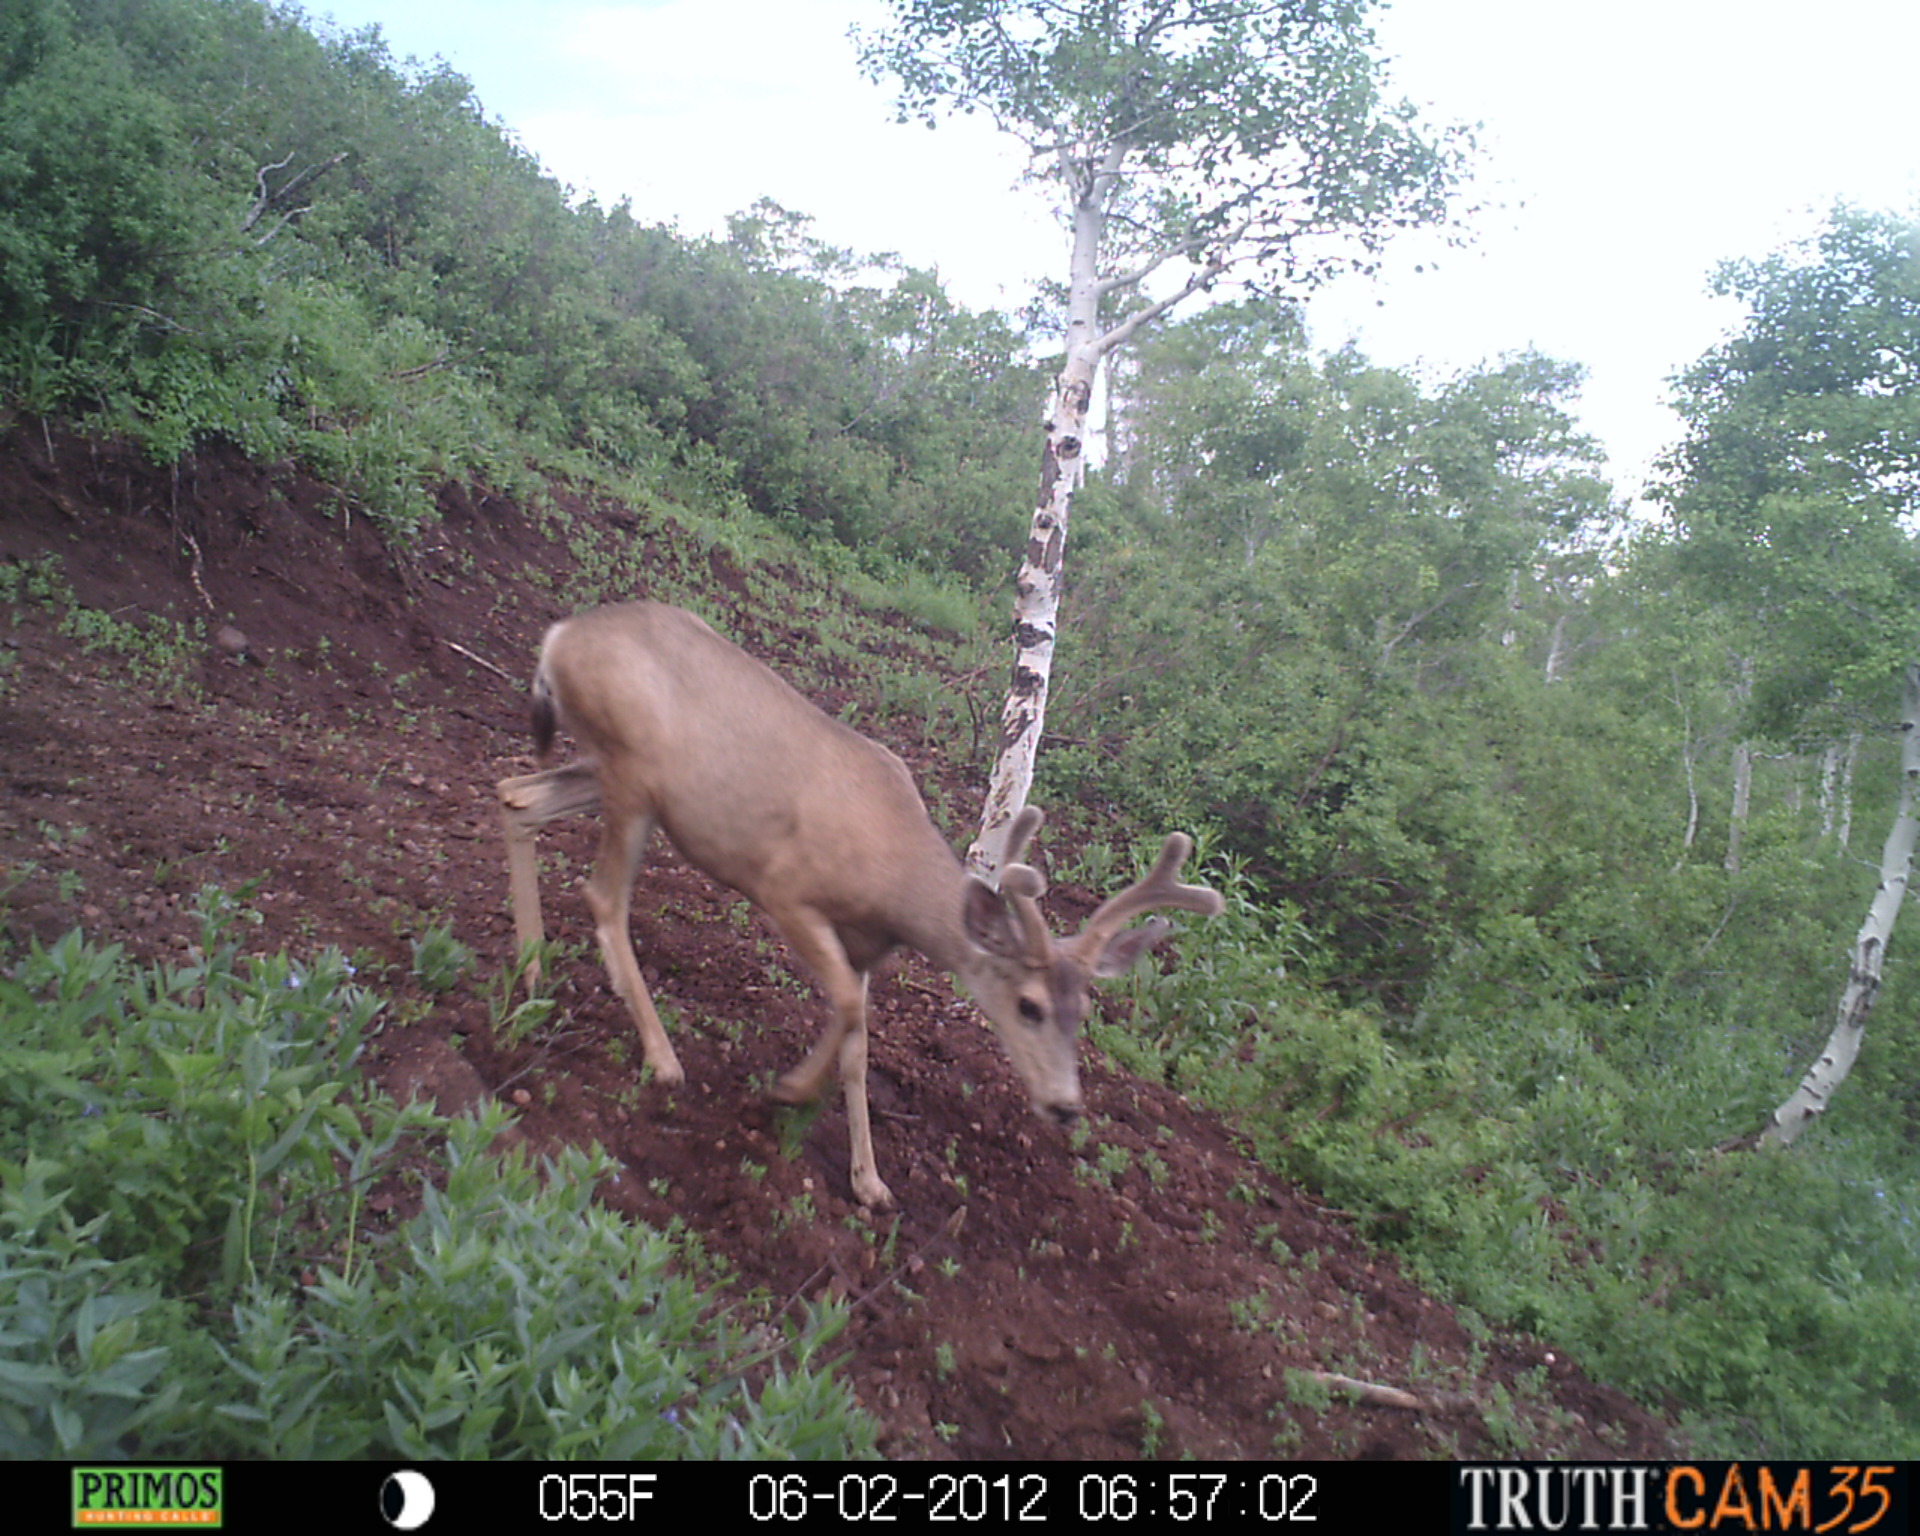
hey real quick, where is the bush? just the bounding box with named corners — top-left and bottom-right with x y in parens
top-left (0, 904), bottom-right (875, 1459)
top-left (1106, 850), bottom-right (1920, 1456)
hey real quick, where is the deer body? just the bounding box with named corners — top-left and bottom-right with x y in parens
top-left (498, 601), bottom-right (1220, 1208)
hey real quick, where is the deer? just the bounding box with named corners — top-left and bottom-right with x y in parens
top-left (495, 601), bottom-right (1222, 1208)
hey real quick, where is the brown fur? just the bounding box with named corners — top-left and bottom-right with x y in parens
top-left (496, 601), bottom-right (1223, 1207)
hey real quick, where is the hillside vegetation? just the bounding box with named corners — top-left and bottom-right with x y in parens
top-left (3, 0), bottom-right (1918, 1457)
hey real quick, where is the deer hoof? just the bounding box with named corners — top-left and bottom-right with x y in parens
top-left (853, 1173), bottom-right (894, 1209)
top-left (770, 1068), bottom-right (824, 1105)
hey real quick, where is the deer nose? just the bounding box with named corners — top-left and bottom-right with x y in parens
top-left (1048, 1102), bottom-right (1081, 1128)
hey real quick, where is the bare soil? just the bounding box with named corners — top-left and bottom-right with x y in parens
top-left (0, 422), bottom-right (1684, 1461)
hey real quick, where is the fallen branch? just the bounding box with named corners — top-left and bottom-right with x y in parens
top-left (182, 533), bottom-right (215, 613)
top-left (444, 638), bottom-right (518, 686)
top-left (839, 1204), bottom-right (969, 1318)
top-left (96, 301), bottom-right (192, 335)
top-left (252, 562), bottom-right (311, 599)
top-left (1301, 1369), bottom-right (1476, 1414)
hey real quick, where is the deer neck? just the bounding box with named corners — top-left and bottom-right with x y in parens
top-left (888, 843), bottom-right (984, 979)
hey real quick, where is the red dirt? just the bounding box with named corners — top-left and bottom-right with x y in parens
top-left (0, 420), bottom-right (1684, 1460)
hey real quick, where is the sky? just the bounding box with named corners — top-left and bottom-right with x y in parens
top-left (306, 0), bottom-right (1920, 506)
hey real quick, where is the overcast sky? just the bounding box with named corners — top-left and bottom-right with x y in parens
top-left (309, 0), bottom-right (1920, 505)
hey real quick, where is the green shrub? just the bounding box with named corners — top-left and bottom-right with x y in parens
top-left (0, 905), bottom-right (875, 1459)
top-left (213, 1123), bottom-right (872, 1460)
top-left (1107, 848), bottom-right (1920, 1456)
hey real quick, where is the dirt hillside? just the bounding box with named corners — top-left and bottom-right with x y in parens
top-left (0, 421), bottom-right (1683, 1460)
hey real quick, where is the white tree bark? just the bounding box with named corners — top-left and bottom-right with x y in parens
top-left (1759, 665), bottom-right (1920, 1147)
top-left (1723, 656), bottom-right (1754, 874)
top-left (967, 174), bottom-right (1106, 878)
top-left (1671, 670), bottom-right (1700, 871)
top-left (1725, 740), bottom-right (1753, 874)
top-left (1817, 735), bottom-right (1862, 848)
top-left (1820, 741), bottom-right (1840, 835)
top-left (967, 144), bottom-right (1223, 877)
top-left (1838, 731), bottom-right (1859, 851)
top-left (1676, 749), bottom-right (1700, 868)
top-left (968, 351), bottom-right (1098, 877)
top-left (1543, 610), bottom-right (1570, 684)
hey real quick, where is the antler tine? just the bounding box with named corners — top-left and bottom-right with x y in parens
top-left (1001, 805), bottom-right (1045, 880)
top-left (1074, 833), bottom-right (1223, 958)
top-left (997, 806), bottom-right (1052, 962)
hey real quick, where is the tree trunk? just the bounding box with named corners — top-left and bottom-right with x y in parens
top-left (1672, 671), bottom-right (1699, 871)
top-left (966, 135), bottom-right (1223, 877)
top-left (1759, 665), bottom-right (1920, 1147)
top-left (1838, 731), bottom-right (1858, 851)
top-left (967, 359), bottom-right (1096, 877)
top-left (968, 166), bottom-right (1109, 878)
top-left (1724, 656), bottom-right (1753, 873)
top-left (1543, 610), bottom-right (1570, 683)
top-left (1676, 743), bottom-right (1700, 867)
top-left (1816, 735), bottom-right (1861, 848)
top-left (1725, 740), bottom-right (1752, 873)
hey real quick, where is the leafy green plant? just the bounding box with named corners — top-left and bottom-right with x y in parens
top-left (1, 895), bottom-right (377, 1294)
top-left (409, 923), bottom-right (474, 994)
top-left (0, 555), bottom-right (201, 689)
top-left (214, 1120), bottom-right (871, 1460)
top-left (58, 605), bottom-right (202, 683)
top-left (488, 945), bottom-right (559, 1048)
top-left (1227, 1291), bottom-right (1274, 1335)
top-left (0, 913), bottom-right (877, 1460)
top-left (0, 1171), bottom-right (182, 1458)
top-left (1139, 1398), bottom-right (1165, 1459)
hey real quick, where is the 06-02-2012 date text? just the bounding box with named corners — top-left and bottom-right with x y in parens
top-left (744, 1470), bottom-right (1320, 1524)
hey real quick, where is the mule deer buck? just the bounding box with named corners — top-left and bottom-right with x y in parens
top-left (496, 602), bottom-right (1221, 1207)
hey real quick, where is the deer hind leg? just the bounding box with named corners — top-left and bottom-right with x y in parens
top-left (766, 914), bottom-right (891, 1207)
top-left (583, 803), bottom-right (684, 1088)
top-left (498, 763), bottom-right (603, 988)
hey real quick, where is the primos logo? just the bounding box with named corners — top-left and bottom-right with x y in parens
top-left (71, 1469), bottom-right (223, 1527)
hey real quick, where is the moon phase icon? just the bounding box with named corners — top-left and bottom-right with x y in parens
top-left (382, 1470), bottom-right (437, 1530)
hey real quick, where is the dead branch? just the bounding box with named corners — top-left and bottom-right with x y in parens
top-left (251, 562), bottom-right (310, 599)
top-left (443, 638), bottom-right (519, 686)
top-left (839, 1204), bottom-right (970, 1317)
top-left (1301, 1369), bottom-right (1477, 1414)
top-left (386, 353), bottom-right (455, 383)
top-left (242, 150), bottom-right (347, 243)
top-left (96, 301), bottom-right (192, 335)
top-left (182, 533), bottom-right (215, 613)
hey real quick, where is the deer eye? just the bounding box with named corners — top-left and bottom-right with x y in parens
top-left (1017, 997), bottom-right (1045, 1025)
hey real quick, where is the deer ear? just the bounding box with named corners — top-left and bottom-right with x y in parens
top-left (963, 881), bottom-right (1028, 959)
top-left (1090, 917), bottom-right (1171, 977)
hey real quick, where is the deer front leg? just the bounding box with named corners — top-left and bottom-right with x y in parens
top-left (836, 990), bottom-right (892, 1209)
top-left (766, 916), bottom-right (891, 1206)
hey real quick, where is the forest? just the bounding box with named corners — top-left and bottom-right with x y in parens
top-left (1, 0), bottom-right (1917, 1459)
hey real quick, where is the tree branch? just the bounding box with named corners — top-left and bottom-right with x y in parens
top-left (1093, 234), bottom-right (1212, 300)
top-left (241, 150), bottom-right (347, 238)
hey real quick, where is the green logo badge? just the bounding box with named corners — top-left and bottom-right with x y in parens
top-left (71, 1469), bottom-right (224, 1528)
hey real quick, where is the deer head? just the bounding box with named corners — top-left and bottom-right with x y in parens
top-left (955, 807), bottom-right (1223, 1125)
